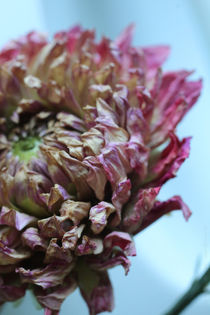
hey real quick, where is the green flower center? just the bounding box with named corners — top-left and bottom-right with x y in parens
top-left (12, 137), bottom-right (41, 163)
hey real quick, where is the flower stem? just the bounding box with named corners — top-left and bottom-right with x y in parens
top-left (163, 266), bottom-right (210, 315)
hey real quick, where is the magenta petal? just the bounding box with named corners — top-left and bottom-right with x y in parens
top-left (0, 24), bottom-right (202, 314)
top-left (89, 202), bottom-right (115, 234)
top-left (36, 276), bottom-right (77, 313)
top-left (78, 267), bottom-right (114, 315)
top-left (0, 206), bottom-right (37, 231)
top-left (0, 31), bottom-right (47, 64)
top-left (84, 156), bottom-right (107, 200)
top-left (0, 241), bottom-right (30, 265)
top-left (104, 231), bottom-right (136, 256)
top-left (0, 276), bottom-right (26, 304)
top-left (21, 227), bottom-right (48, 251)
top-left (87, 252), bottom-right (131, 275)
top-left (122, 187), bottom-right (160, 234)
top-left (136, 195), bottom-right (191, 234)
top-left (142, 45), bottom-right (170, 80)
top-left (17, 263), bottom-right (74, 289)
top-left (0, 227), bottom-right (20, 247)
top-left (114, 23), bottom-right (135, 53)
top-left (151, 135), bottom-right (191, 186)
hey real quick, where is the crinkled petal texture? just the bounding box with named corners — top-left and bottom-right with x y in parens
top-left (0, 24), bottom-right (201, 315)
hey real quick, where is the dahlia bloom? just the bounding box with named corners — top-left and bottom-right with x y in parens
top-left (0, 25), bottom-right (201, 315)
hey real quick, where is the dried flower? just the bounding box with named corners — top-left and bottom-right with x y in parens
top-left (0, 25), bottom-right (202, 314)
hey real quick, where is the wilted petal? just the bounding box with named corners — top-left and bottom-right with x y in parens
top-left (89, 202), bottom-right (115, 234)
top-left (126, 141), bottom-right (149, 179)
top-left (114, 23), bottom-right (134, 53)
top-left (150, 72), bottom-right (202, 147)
top-left (17, 263), bottom-right (74, 289)
top-left (136, 195), bottom-right (191, 234)
top-left (78, 263), bottom-right (114, 315)
top-left (42, 184), bottom-right (70, 213)
top-left (150, 135), bottom-right (191, 186)
top-left (96, 98), bottom-right (118, 125)
top-left (122, 187), bottom-right (160, 234)
top-left (21, 227), bottom-right (48, 251)
top-left (38, 215), bottom-right (71, 239)
top-left (59, 151), bottom-right (92, 199)
top-left (82, 128), bottom-right (104, 156)
top-left (104, 231), bottom-right (136, 256)
top-left (57, 112), bottom-right (86, 132)
top-left (44, 238), bottom-right (73, 264)
top-left (60, 200), bottom-right (90, 225)
top-left (142, 45), bottom-right (170, 81)
top-left (36, 276), bottom-right (77, 312)
top-left (88, 252), bottom-right (131, 275)
top-left (0, 241), bottom-right (30, 265)
top-left (0, 275), bottom-right (26, 304)
top-left (76, 236), bottom-right (103, 255)
top-left (98, 145), bottom-right (130, 188)
top-left (0, 24), bottom-right (201, 314)
top-left (97, 119), bottom-right (129, 144)
top-left (11, 167), bottom-right (50, 218)
top-left (62, 224), bottom-right (85, 250)
top-left (84, 156), bottom-right (107, 200)
top-left (0, 206), bottom-right (37, 231)
top-left (0, 31), bottom-right (47, 64)
top-left (0, 226), bottom-right (20, 247)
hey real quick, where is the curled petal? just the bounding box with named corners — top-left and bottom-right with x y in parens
top-left (41, 184), bottom-right (70, 213)
top-left (57, 112), bottom-right (86, 132)
top-left (111, 179), bottom-right (131, 227)
top-left (0, 241), bottom-right (30, 265)
top-left (122, 187), bottom-right (160, 234)
top-left (82, 128), bottom-right (104, 156)
top-left (96, 98), bottom-right (118, 125)
top-left (36, 276), bottom-right (77, 313)
top-left (44, 238), bottom-right (73, 264)
top-left (104, 231), bottom-right (136, 256)
top-left (0, 226), bottom-right (20, 247)
top-left (60, 200), bottom-right (90, 225)
top-left (115, 23), bottom-right (135, 53)
top-left (0, 206), bottom-right (37, 231)
top-left (0, 31), bottom-right (47, 64)
top-left (78, 263), bottom-right (114, 315)
top-left (21, 227), bottom-right (48, 251)
top-left (38, 215), bottom-right (71, 239)
top-left (151, 135), bottom-right (191, 186)
top-left (17, 263), bottom-right (74, 289)
top-left (84, 156), bottom-right (107, 200)
top-left (88, 252), bottom-right (131, 275)
top-left (11, 167), bottom-right (50, 217)
top-left (142, 45), bottom-right (170, 80)
top-left (62, 224), bottom-right (85, 250)
top-left (98, 145), bottom-right (130, 188)
top-left (150, 72), bottom-right (202, 147)
top-left (76, 236), bottom-right (103, 256)
top-left (137, 195), bottom-right (191, 234)
top-left (89, 202), bottom-right (115, 234)
top-left (126, 141), bottom-right (149, 179)
top-left (0, 276), bottom-right (26, 304)
top-left (59, 151), bottom-right (92, 199)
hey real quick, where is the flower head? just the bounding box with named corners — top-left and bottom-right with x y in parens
top-left (0, 25), bottom-right (202, 314)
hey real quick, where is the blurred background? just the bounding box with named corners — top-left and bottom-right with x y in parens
top-left (1, 0), bottom-right (210, 314)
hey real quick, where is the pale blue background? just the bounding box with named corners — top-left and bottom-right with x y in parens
top-left (1, 0), bottom-right (210, 314)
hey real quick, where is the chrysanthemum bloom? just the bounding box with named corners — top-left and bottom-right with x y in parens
top-left (0, 25), bottom-right (202, 315)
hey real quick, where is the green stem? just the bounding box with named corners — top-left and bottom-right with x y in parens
top-left (163, 266), bottom-right (210, 315)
